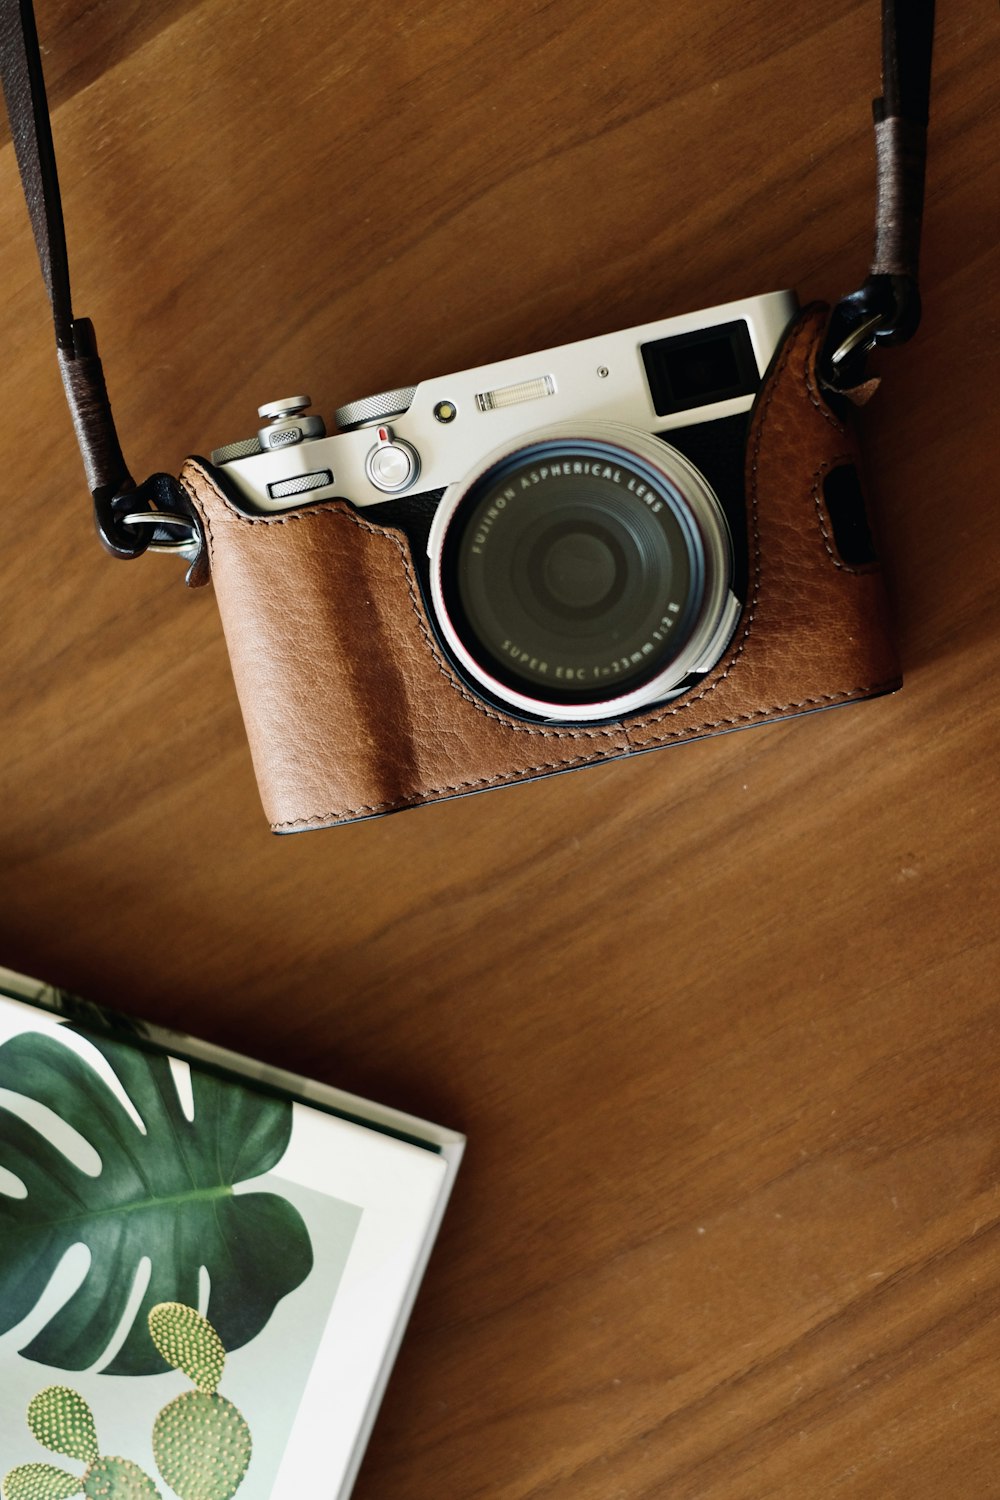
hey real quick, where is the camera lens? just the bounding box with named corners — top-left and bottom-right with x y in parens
top-left (429, 425), bottom-right (736, 719)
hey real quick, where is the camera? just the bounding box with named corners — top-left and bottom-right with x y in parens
top-left (210, 291), bottom-right (795, 723)
top-left (0, 0), bottom-right (926, 834)
top-left (186, 295), bottom-right (899, 830)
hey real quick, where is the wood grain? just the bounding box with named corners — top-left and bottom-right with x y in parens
top-left (1, 1), bottom-right (998, 1495)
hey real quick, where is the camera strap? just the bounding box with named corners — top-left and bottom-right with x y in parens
top-left (823, 0), bottom-right (936, 388)
top-left (0, 0), bottom-right (193, 559)
top-left (1, 0), bottom-right (933, 560)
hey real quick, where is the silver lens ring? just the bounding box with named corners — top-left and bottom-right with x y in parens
top-left (427, 421), bottom-right (737, 721)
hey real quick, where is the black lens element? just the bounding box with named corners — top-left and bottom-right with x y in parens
top-left (439, 439), bottom-right (706, 708)
top-left (528, 522), bottom-right (626, 616)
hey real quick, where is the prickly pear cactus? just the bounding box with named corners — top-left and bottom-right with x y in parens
top-left (151, 1394), bottom-right (251, 1500)
top-left (2, 1462), bottom-right (82, 1500)
top-left (147, 1306), bottom-right (225, 1394)
top-left (27, 1388), bottom-right (99, 1465)
top-left (2, 1386), bottom-right (162, 1500)
top-left (81, 1459), bottom-right (161, 1499)
top-left (4, 1308), bottom-right (255, 1500)
top-left (148, 1304), bottom-right (252, 1500)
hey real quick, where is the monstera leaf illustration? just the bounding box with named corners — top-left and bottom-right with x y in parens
top-left (0, 1027), bottom-right (313, 1375)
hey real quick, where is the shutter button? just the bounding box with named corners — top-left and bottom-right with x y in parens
top-left (365, 426), bottom-right (420, 493)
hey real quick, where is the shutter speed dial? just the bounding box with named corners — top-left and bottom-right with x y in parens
top-left (334, 386), bottom-right (417, 432)
top-left (365, 426), bottom-right (420, 493)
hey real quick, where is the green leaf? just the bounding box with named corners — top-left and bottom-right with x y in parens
top-left (148, 1305), bottom-right (225, 1393)
top-left (0, 1029), bottom-right (313, 1374)
top-left (1, 1463), bottom-right (82, 1500)
top-left (27, 1387), bottom-right (99, 1462)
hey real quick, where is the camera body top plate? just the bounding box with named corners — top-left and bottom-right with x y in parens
top-left (211, 290), bottom-right (796, 515)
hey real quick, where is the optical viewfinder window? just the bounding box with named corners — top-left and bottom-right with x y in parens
top-left (641, 320), bottom-right (759, 416)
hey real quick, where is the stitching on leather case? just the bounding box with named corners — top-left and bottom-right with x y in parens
top-left (180, 471), bottom-right (217, 563)
top-left (811, 455), bottom-right (880, 574)
top-left (270, 749), bottom-right (631, 827)
top-left (380, 523), bottom-right (621, 743)
top-left (181, 463), bottom-right (621, 747)
top-left (805, 347), bottom-right (848, 433)
top-left (621, 307), bottom-right (819, 743)
top-left (269, 676), bottom-right (901, 829)
top-left (625, 312), bottom-right (889, 753)
top-left (613, 681), bottom-right (899, 750)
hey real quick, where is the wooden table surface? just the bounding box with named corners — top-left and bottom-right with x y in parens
top-left (1, 1), bottom-right (998, 1495)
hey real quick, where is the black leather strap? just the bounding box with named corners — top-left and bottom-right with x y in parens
top-left (0, 0), bottom-right (72, 348)
top-left (0, 0), bottom-right (192, 557)
top-left (823, 0), bottom-right (935, 387)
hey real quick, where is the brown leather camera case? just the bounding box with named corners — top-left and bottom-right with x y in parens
top-left (181, 305), bottom-right (901, 832)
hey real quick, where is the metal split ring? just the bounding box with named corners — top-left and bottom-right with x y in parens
top-left (828, 312), bottom-right (884, 370)
top-left (121, 510), bottom-right (201, 558)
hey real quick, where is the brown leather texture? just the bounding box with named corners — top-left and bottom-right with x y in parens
top-left (180, 305), bottom-right (901, 832)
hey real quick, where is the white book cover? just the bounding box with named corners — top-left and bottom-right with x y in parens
top-left (0, 966), bottom-right (464, 1500)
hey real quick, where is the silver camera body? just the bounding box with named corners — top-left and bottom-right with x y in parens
top-left (212, 289), bottom-right (797, 722)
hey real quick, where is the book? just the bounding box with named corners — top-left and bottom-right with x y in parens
top-left (0, 964), bottom-right (464, 1500)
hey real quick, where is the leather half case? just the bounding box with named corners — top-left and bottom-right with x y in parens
top-left (181, 306), bottom-right (901, 832)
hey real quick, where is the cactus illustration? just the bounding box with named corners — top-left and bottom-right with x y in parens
top-left (2, 1307), bottom-right (253, 1500)
top-left (148, 1305), bottom-right (252, 1500)
top-left (1, 1386), bottom-right (161, 1500)
top-left (1, 1465), bottom-right (82, 1500)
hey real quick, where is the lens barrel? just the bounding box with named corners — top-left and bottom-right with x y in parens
top-left (428, 423), bottom-right (736, 721)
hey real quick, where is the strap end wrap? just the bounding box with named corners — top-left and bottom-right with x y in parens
top-left (55, 317), bottom-right (149, 558)
top-left (872, 114), bottom-right (927, 282)
top-left (57, 317), bottom-right (131, 496)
